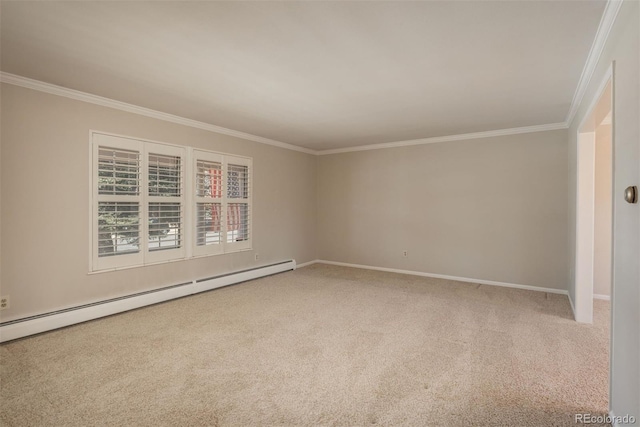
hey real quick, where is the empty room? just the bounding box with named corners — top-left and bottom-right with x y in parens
top-left (1, 1), bottom-right (639, 426)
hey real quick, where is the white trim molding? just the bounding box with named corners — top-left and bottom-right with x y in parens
top-left (576, 64), bottom-right (614, 133)
top-left (318, 122), bottom-right (568, 156)
top-left (295, 259), bottom-right (320, 269)
top-left (0, 260), bottom-right (296, 343)
top-left (0, 72), bottom-right (316, 155)
top-left (566, 0), bottom-right (623, 126)
top-left (594, 294), bottom-right (611, 301)
top-left (316, 260), bottom-right (569, 296)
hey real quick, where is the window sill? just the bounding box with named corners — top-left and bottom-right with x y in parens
top-left (88, 247), bottom-right (253, 275)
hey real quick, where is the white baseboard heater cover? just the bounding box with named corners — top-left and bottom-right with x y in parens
top-left (0, 260), bottom-right (296, 343)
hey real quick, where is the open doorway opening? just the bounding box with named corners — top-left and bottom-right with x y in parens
top-left (575, 75), bottom-right (612, 324)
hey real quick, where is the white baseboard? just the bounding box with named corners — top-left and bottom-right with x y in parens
top-left (295, 259), bottom-right (320, 269)
top-left (316, 260), bottom-right (569, 295)
top-left (593, 293), bottom-right (611, 301)
top-left (0, 260), bottom-right (296, 343)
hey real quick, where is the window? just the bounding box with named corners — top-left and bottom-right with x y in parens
top-left (225, 157), bottom-right (251, 250)
top-left (94, 135), bottom-right (144, 270)
top-left (192, 151), bottom-right (252, 256)
top-left (193, 151), bottom-right (224, 256)
top-left (91, 133), bottom-right (251, 271)
top-left (145, 144), bottom-right (185, 264)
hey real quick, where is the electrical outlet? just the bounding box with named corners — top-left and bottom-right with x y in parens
top-left (0, 296), bottom-right (9, 310)
top-left (402, 250), bottom-right (408, 257)
top-left (255, 253), bottom-right (260, 261)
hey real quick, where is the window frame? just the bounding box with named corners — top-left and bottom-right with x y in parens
top-left (192, 150), bottom-right (225, 257)
top-left (224, 155), bottom-right (252, 252)
top-left (90, 131), bottom-right (252, 273)
top-left (92, 133), bottom-right (144, 271)
top-left (145, 142), bottom-right (187, 264)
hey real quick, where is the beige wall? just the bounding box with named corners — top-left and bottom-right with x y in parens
top-left (318, 130), bottom-right (568, 290)
top-left (0, 83), bottom-right (317, 322)
top-left (567, 0), bottom-right (639, 419)
top-left (594, 122), bottom-right (612, 298)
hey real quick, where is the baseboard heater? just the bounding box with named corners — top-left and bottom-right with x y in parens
top-left (0, 260), bottom-right (296, 343)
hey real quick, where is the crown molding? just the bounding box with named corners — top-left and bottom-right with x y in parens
top-left (565, 0), bottom-right (623, 126)
top-left (0, 72), bottom-right (318, 155)
top-left (2, 72), bottom-right (571, 157)
top-left (317, 122), bottom-right (568, 155)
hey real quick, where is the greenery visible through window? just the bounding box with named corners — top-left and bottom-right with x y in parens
top-left (97, 147), bottom-right (140, 257)
top-left (92, 133), bottom-right (251, 271)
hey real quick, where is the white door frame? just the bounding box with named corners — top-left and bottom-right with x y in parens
top-left (574, 64), bottom-right (613, 324)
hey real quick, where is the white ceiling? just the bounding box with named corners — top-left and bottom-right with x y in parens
top-left (1, 1), bottom-right (606, 151)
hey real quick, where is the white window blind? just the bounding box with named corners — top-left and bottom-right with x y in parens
top-left (192, 152), bottom-right (252, 255)
top-left (92, 133), bottom-right (251, 272)
top-left (193, 152), bottom-right (224, 256)
top-left (225, 156), bottom-right (251, 251)
top-left (93, 134), bottom-right (144, 270)
top-left (146, 144), bottom-right (185, 263)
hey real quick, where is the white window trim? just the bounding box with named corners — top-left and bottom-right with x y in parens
top-left (89, 131), bottom-right (252, 273)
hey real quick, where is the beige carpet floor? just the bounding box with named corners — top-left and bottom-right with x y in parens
top-left (1, 264), bottom-right (610, 426)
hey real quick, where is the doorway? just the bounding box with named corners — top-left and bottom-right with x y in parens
top-left (575, 74), bottom-right (613, 324)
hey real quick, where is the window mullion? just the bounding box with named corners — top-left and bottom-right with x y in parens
top-left (97, 194), bottom-right (140, 203)
top-left (221, 160), bottom-right (227, 252)
top-left (185, 148), bottom-right (193, 258)
top-left (141, 145), bottom-right (149, 260)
